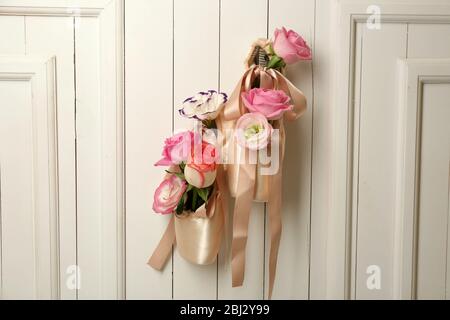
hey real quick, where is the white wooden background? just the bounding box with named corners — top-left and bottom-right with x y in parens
top-left (0, 0), bottom-right (449, 300)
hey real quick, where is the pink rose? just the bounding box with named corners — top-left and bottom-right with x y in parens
top-left (273, 27), bottom-right (311, 64)
top-left (242, 88), bottom-right (293, 120)
top-left (185, 141), bottom-right (217, 188)
top-left (152, 175), bottom-right (187, 214)
top-left (235, 112), bottom-right (273, 151)
top-left (155, 131), bottom-right (194, 166)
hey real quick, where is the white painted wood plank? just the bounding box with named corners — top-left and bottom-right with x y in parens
top-left (0, 15), bottom-right (25, 299)
top-left (327, 0), bottom-right (355, 299)
top-left (25, 16), bottom-right (76, 300)
top-left (172, 0), bottom-right (220, 300)
top-left (354, 23), bottom-right (407, 299)
top-left (74, 0), bottom-right (123, 299)
top-left (98, 0), bottom-right (124, 299)
top-left (415, 83), bottom-right (450, 299)
top-left (74, 16), bottom-right (102, 299)
top-left (125, 0), bottom-right (173, 299)
top-left (309, 0), bottom-right (335, 299)
top-left (267, 0), bottom-right (314, 299)
top-left (0, 16), bottom-right (25, 54)
top-left (0, 80), bottom-right (36, 299)
top-left (350, 22), bottom-right (363, 299)
top-left (217, 0), bottom-right (267, 300)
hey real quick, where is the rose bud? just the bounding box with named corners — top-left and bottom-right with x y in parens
top-left (273, 27), bottom-right (312, 64)
top-left (184, 141), bottom-right (217, 189)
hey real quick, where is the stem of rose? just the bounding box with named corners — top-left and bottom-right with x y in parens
top-left (192, 189), bottom-right (198, 211)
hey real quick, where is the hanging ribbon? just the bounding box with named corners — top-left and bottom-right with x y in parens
top-left (216, 65), bottom-right (306, 299)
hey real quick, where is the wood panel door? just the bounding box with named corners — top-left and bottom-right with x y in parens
top-left (0, 0), bottom-right (124, 299)
top-left (331, 0), bottom-right (450, 299)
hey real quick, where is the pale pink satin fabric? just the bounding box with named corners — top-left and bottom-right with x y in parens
top-left (217, 63), bottom-right (306, 299)
top-left (148, 166), bottom-right (227, 268)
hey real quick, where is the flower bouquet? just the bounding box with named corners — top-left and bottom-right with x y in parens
top-left (148, 26), bottom-right (311, 299)
top-left (219, 27), bottom-right (310, 202)
top-left (148, 91), bottom-right (228, 267)
top-left (216, 27), bottom-right (310, 297)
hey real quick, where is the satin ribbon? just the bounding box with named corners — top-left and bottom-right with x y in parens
top-left (217, 65), bottom-right (306, 299)
top-left (148, 166), bottom-right (227, 269)
top-left (174, 190), bottom-right (224, 265)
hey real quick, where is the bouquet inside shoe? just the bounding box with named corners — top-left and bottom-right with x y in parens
top-left (149, 90), bottom-right (228, 267)
top-left (148, 27), bottom-right (311, 298)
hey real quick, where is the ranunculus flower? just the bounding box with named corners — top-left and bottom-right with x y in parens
top-left (179, 90), bottom-right (227, 120)
top-left (235, 112), bottom-right (273, 151)
top-left (152, 175), bottom-right (187, 214)
top-left (242, 88), bottom-right (293, 120)
top-left (184, 141), bottom-right (217, 188)
top-left (155, 131), bottom-right (193, 166)
top-left (272, 27), bottom-right (311, 64)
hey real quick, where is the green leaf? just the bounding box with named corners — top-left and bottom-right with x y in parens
top-left (267, 55), bottom-right (283, 69)
top-left (165, 170), bottom-right (185, 180)
top-left (277, 60), bottom-right (286, 71)
top-left (201, 119), bottom-right (217, 129)
top-left (186, 184), bottom-right (193, 193)
top-left (179, 162), bottom-right (186, 172)
top-left (196, 187), bottom-right (210, 203)
top-left (175, 194), bottom-right (185, 215)
top-left (191, 189), bottom-right (198, 211)
top-left (174, 172), bottom-right (185, 180)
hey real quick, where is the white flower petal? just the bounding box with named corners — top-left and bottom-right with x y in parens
top-left (179, 90), bottom-right (228, 120)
